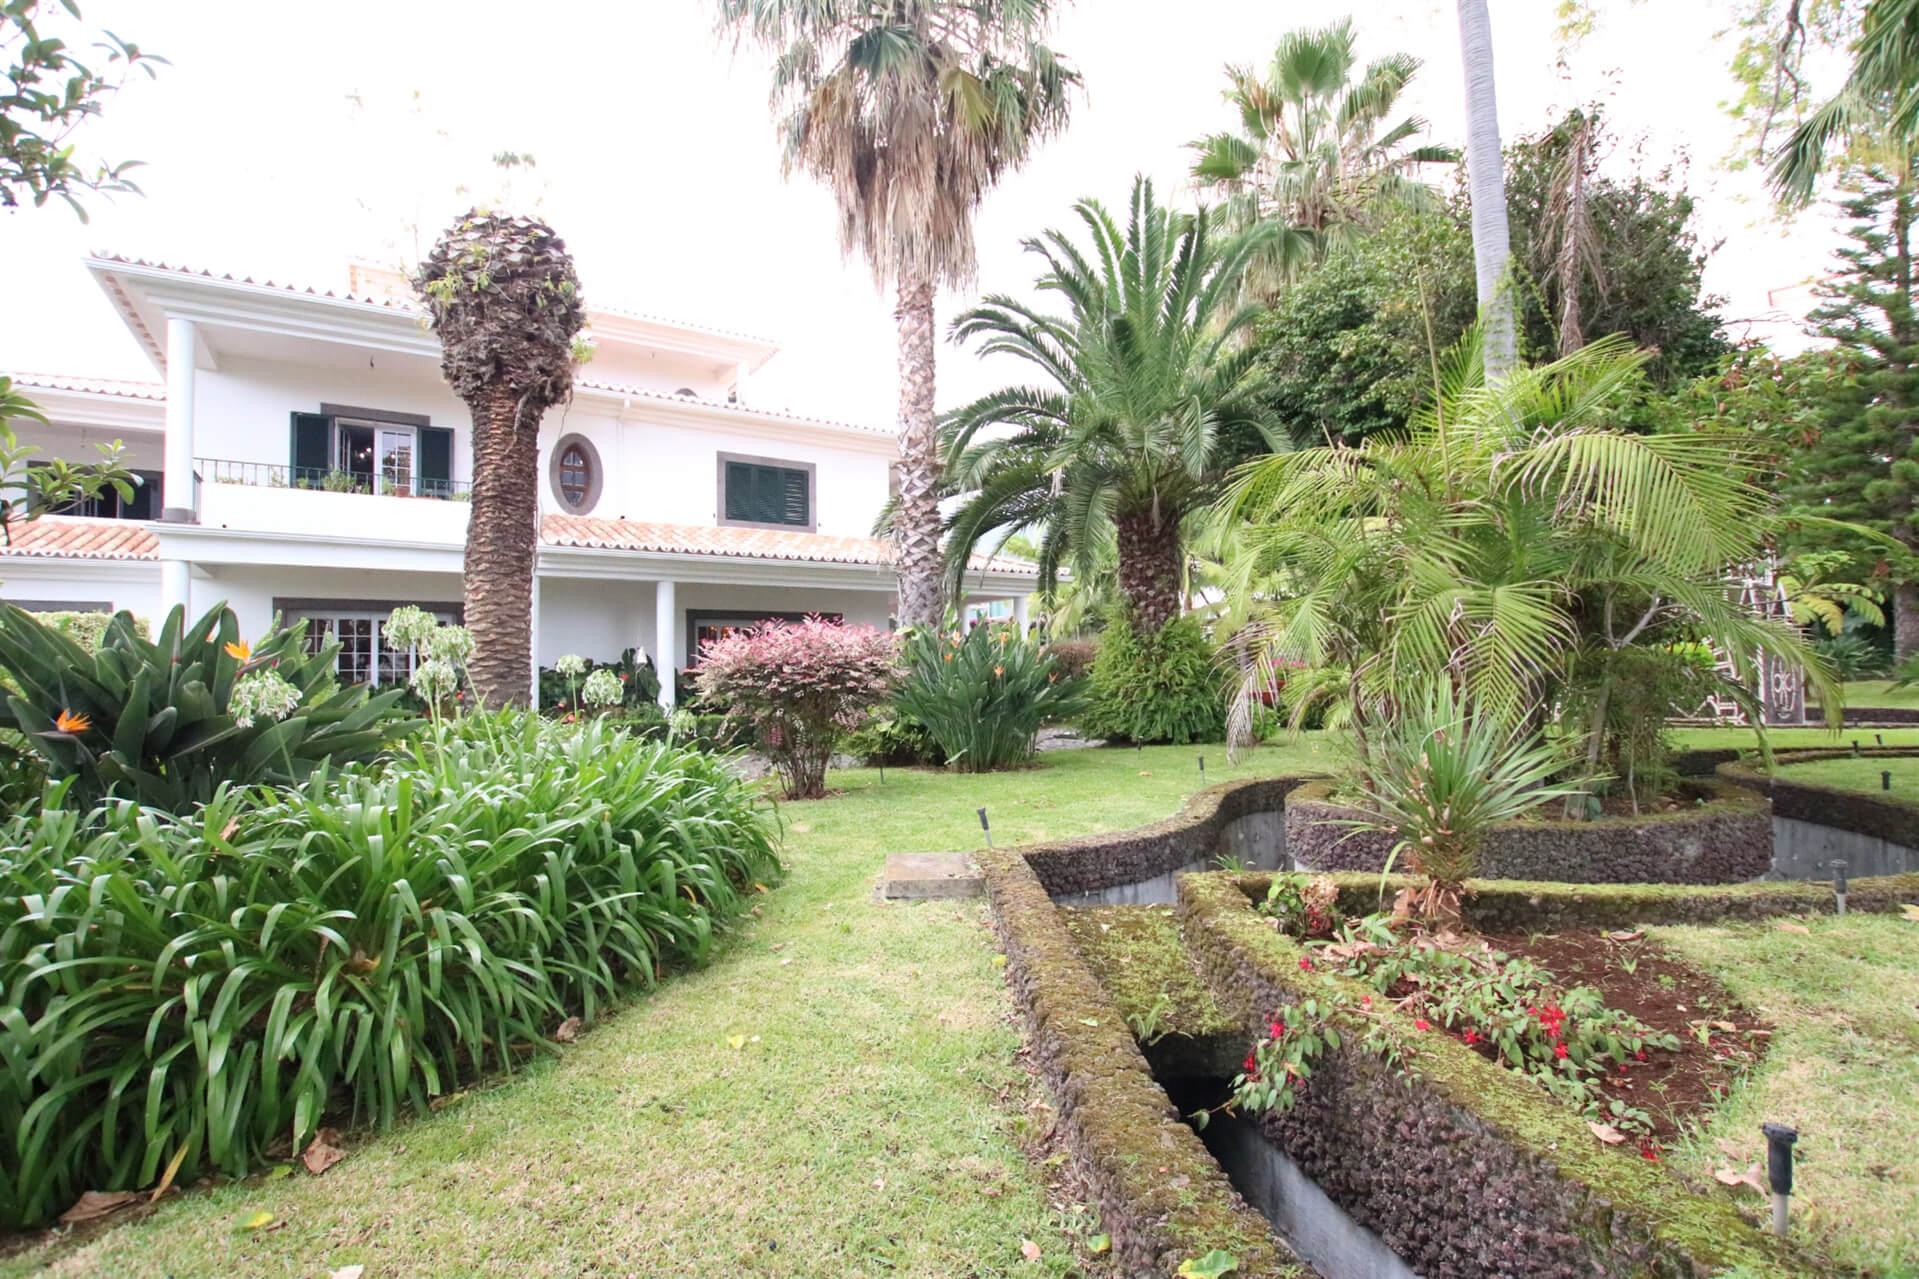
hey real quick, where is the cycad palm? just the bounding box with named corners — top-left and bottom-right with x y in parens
top-left (716, 0), bottom-right (1077, 629)
top-left (1188, 18), bottom-right (1456, 290)
top-left (942, 177), bottom-right (1280, 634)
top-left (1218, 329), bottom-right (1842, 769)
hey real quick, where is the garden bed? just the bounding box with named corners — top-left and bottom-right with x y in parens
top-left (1285, 777), bottom-right (1774, 883)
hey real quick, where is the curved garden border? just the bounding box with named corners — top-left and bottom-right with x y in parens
top-left (1283, 778), bottom-right (1772, 884)
top-left (982, 775), bottom-right (1919, 1278)
top-left (1716, 746), bottom-right (1919, 847)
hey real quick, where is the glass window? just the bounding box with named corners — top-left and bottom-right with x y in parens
top-left (720, 458), bottom-right (811, 528)
top-left (291, 606), bottom-right (458, 687)
top-left (559, 444), bottom-right (591, 507)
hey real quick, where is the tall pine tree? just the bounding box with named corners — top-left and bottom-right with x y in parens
top-left (1793, 166), bottom-right (1919, 659)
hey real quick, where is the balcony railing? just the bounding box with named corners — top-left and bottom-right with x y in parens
top-left (196, 457), bottom-right (472, 500)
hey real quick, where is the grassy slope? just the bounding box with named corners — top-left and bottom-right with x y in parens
top-left (1836, 679), bottom-right (1919, 711)
top-left (1667, 724), bottom-right (1919, 751)
top-left (1777, 754), bottom-right (1919, 795)
top-left (1652, 917), bottom-right (1919, 1279)
top-left (7, 740), bottom-right (1331, 1279)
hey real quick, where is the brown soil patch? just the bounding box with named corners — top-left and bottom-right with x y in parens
top-left (1481, 929), bottom-right (1772, 1145)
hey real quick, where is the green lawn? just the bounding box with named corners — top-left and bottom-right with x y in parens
top-left (1668, 724), bottom-right (1919, 752)
top-left (1836, 678), bottom-right (1919, 711)
top-left (1653, 917), bottom-right (1919, 1279)
top-left (5, 739), bottom-right (1333, 1278)
top-left (1774, 754), bottom-right (1919, 795)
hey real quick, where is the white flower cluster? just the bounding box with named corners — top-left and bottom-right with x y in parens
top-left (231, 670), bottom-right (302, 729)
top-left (383, 605), bottom-right (439, 654)
top-left (669, 708), bottom-right (698, 739)
top-left (411, 657), bottom-right (461, 704)
top-left (581, 667), bottom-right (624, 707)
top-left (425, 623), bottom-right (474, 665)
top-left (555, 653), bottom-right (588, 677)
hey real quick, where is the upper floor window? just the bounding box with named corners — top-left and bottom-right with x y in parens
top-left (719, 453), bottom-right (814, 532)
top-left (288, 408), bottom-right (458, 498)
top-left (549, 433), bottom-right (602, 514)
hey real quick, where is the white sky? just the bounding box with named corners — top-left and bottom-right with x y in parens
top-left (0, 0), bottom-right (1849, 428)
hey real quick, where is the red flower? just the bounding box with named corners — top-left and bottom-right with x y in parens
top-left (1639, 1142), bottom-right (1662, 1162)
top-left (1268, 1019), bottom-right (1286, 1039)
top-left (1461, 1029), bottom-right (1481, 1046)
top-left (1297, 956), bottom-right (1314, 972)
top-left (1360, 995), bottom-right (1372, 1008)
top-left (1635, 1049), bottom-right (1647, 1062)
top-left (1536, 1005), bottom-right (1567, 1037)
top-left (1414, 1019), bottom-right (1431, 1031)
top-left (1553, 1042), bottom-right (1569, 1060)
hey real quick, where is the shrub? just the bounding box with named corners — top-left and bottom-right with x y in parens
top-left (0, 712), bottom-right (780, 1228)
top-left (539, 647), bottom-right (662, 713)
top-left (841, 712), bottom-right (944, 767)
top-left (0, 602), bottom-right (417, 812)
top-left (1815, 630), bottom-right (1889, 681)
top-left (894, 623), bottom-right (1081, 771)
top-left (694, 618), bottom-right (897, 798)
top-left (1046, 637), bottom-right (1097, 683)
top-left (1080, 613), bottom-right (1226, 745)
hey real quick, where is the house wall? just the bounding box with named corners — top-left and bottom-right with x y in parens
top-left (11, 420), bottom-right (166, 473)
top-left (196, 564), bottom-right (465, 639)
top-left (0, 563), bottom-right (159, 619)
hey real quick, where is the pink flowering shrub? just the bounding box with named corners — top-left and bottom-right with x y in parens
top-left (692, 617), bottom-right (899, 798)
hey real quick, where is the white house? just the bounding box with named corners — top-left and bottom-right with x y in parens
top-left (2, 255), bottom-right (1037, 705)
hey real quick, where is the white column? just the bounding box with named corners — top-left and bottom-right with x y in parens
top-left (655, 578), bottom-right (678, 710)
top-left (528, 571), bottom-right (542, 706)
top-left (160, 558), bottom-right (189, 621)
top-left (162, 316), bottom-right (197, 523)
top-left (1013, 593), bottom-right (1030, 636)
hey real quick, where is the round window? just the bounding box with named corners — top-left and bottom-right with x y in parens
top-left (549, 434), bottom-right (602, 514)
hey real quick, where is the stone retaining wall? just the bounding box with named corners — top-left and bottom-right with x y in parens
top-left (1283, 778), bottom-right (1772, 883)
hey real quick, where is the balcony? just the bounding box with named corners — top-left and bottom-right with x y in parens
top-left (194, 457), bottom-right (469, 548)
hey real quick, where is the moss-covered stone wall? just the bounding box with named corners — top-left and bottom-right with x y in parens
top-left (1019, 776), bottom-right (1315, 897)
top-left (1175, 873), bottom-right (1823, 1279)
top-left (1283, 779), bottom-right (1773, 883)
top-left (975, 847), bottom-right (1311, 1277)
top-left (1718, 749), bottom-right (1919, 847)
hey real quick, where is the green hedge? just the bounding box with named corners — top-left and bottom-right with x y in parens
top-left (0, 712), bottom-right (781, 1228)
top-left (1080, 614), bottom-right (1226, 745)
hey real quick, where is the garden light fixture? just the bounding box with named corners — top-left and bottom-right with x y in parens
top-left (978, 806), bottom-right (992, 849)
top-left (1883, 770), bottom-right (1892, 791)
top-left (1762, 1122), bottom-right (1797, 1237)
top-left (1832, 859), bottom-right (1848, 916)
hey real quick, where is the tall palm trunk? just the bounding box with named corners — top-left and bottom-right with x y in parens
top-left (894, 266), bottom-right (945, 629)
top-left (1457, 0), bottom-right (1516, 380)
top-left (1116, 508), bottom-right (1184, 634)
top-left (464, 386), bottom-right (540, 706)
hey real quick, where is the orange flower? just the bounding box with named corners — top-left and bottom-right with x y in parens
top-left (944, 653), bottom-right (953, 662)
top-left (224, 640), bottom-right (251, 661)
top-left (994, 665), bottom-right (1004, 677)
top-left (54, 709), bottom-right (92, 733)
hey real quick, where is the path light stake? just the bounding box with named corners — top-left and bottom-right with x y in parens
top-left (1762, 1123), bottom-right (1798, 1237)
top-left (1852, 739), bottom-right (1860, 757)
top-left (977, 807), bottom-right (992, 849)
top-left (1877, 733), bottom-right (1885, 746)
top-left (1883, 770), bottom-right (1892, 791)
top-left (1198, 754), bottom-right (1205, 784)
top-left (1832, 859), bottom-right (1848, 916)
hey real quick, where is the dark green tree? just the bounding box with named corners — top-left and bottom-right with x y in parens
top-left (1784, 167), bottom-right (1919, 657)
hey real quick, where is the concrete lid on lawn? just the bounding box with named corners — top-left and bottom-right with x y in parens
top-left (880, 853), bottom-right (984, 900)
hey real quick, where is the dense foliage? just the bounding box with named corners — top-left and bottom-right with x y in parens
top-left (893, 623), bottom-right (1080, 771)
top-left (0, 713), bottom-right (779, 1228)
top-left (0, 603), bottom-right (415, 812)
top-left (539, 647), bottom-right (662, 713)
top-left (693, 617), bottom-right (898, 798)
top-left (1079, 613), bottom-right (1225, 745)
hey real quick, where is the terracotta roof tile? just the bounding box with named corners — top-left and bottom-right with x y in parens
top-left (0, 516), bottom-right (157, 560)
top-left (5, 372), bottom-right (166, 401)
top-left (541, 514), bottom-right (1036, 575)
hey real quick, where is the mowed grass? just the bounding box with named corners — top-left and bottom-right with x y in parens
top-left (1836, 678), bottom-right (1919, 711)
top-left (1776, 754), bottom-right (1919, 796)
top-left (3, 739), bottom-right (1333, 1278)
top-left (1652, 916), bottom-right (1919, 1279)
top-left (1667, 724), bottom-right (1919, 752)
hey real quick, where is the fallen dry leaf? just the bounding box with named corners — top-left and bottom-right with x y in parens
top-left (329, 1267), bottom-right (366, 1279)
top-left (150, 1142), bottom-right (190, 1201)
top-left (1714, 1137), bottom-right (1747, 1160)
top-left (1605, 929), bottom-right (1645, 942)
top-left (1020, 1239), bottom-right (1042, 1261)
top-left (240, 1209), bottom-right (276, 1231)
top-left (1714, 1163), bottom-right (1768, 1194)
top-left (1899, 903), bottom-right (1919, 922)
top-left (1587, 1122), bottom-right (1628, 1145)
top-left (553, 1016), bottom-right (582, 1043)
top-left (302, 1128), bottom-right (347, 1176)
top-left (59, 1189), bottom-right (141, 1224)
top-left (1776, 921), bottom-right (1812, 935)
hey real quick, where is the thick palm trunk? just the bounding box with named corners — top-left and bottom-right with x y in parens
top-left (464, 385), bottom-right (540, 707)
top-left (1898, 582), bottom-right (1919, 664)
top-left (893, 269), bottom-right (945, 630)
top-left (1116, 509), bottom-right (1184, 635)
top-left (1456, 0), bottom-right (1515, 379)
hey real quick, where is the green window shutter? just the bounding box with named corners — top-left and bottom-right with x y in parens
top-left (781, 467), bottom-right (809, 526)
top-left (290, 413), bottom-right (331, 485)
top-left (418, 426), bottom-right (453, 496)
top-left (725, 461), bottom-right (755, 522)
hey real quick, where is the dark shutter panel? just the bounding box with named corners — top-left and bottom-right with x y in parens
top-left (755, 465), bottom-right (783, 523)
top-left (290, 413), bottom-right (331, 486)
top-left (724, 461), bottom-right (753, 522)
top-left (418, 427), bottom-right (453, 497)
top-left (125, 470), bottom-right (160, 520)
top-left (781, 468), bottom-right (808, 526)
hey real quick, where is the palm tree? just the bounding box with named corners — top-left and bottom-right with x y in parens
top-left (1772, 0), bottom-right (1919, 200)
top-left (1218, 328), bottom-right (1845, 786)
top-left (414, 210), bottom-right (585, 707)
top-left (1456, 0), bottom-right (1516, 378)
top-left (942, 177), bottom-right (1281, 636)
top-left (1188, 18), bottom-right (1457, 290)
top-left (715, 0), bottom-right (1077, 630)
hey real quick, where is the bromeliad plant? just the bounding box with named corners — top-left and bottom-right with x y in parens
top-left (893, 622), bottom-right (1081, 771)
top-left (0, 601), bottom-right (415, 811)
top-left (0, 712), bottom-right (781, 1228)
top-left (693, 617), bottom-right (898, 799)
